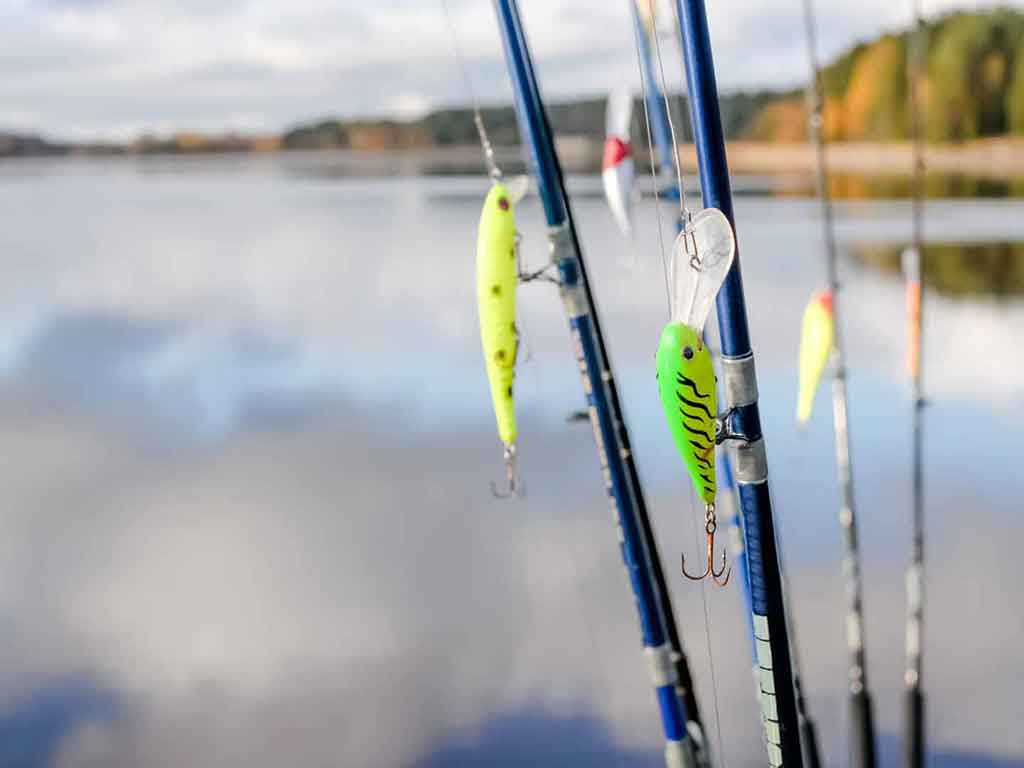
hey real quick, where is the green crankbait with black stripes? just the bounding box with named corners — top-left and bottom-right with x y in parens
top-left (655, 208), bottom-right (736, 584)
top-left (657, 324), bottom-right (717, 503)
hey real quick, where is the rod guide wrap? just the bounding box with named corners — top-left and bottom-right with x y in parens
top-left (720, 353), bottom-right (758, 409)
top-left (731, 439), bottom-right (767, 484)
top-left (665, 739), bottom-right (695, 768)
top-left (645, 644), bottom-right (679, 688)
top-left (549, 224), bottom-right (587, 319)
top-left (548, 222), bottom-right (573, 265)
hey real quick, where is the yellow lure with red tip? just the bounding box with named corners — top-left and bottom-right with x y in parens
top-left (797, 290), bottom-right (834, 424)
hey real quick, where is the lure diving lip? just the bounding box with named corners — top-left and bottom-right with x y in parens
top-left (796, 289), bottom-right (834, 424)
top-left (655, 207), bottom-right (735, 585)
top-left (476, 181), bottom-right (520, 496)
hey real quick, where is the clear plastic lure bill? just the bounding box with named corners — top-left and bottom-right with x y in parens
top-left (655, 208), bottom-right (735, 585)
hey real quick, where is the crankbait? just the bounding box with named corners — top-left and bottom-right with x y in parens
top-left (796, 289), bottom-right (834, 424)
top-left (656, 208), bottom-right (735, 585)
top-left (477, 181), bottom-right (521, 496)
top-left (602, 88), bottom-right (636, 240)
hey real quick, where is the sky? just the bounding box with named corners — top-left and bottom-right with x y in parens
top-left (1, 0), bottom-right (1024, 140)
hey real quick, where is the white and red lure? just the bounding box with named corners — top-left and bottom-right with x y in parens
top-left (601, 88), bottom-right (636, 241)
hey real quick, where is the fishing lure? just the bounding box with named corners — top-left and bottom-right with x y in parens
top-left (602, 88), bottom-right (636, 240)
top-left (656, 208), bottom-right (735, 585)
top-left (796, 289), bottom-right (834, 424)
top-left (477, 181), bottom-right (521, 496)
top-left (902, 246), bottom-right (922, 379)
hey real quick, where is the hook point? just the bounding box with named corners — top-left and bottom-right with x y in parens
top-left (490, 444), bottom-right (522, 499)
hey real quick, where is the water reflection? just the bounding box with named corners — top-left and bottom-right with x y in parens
top-left (815, 172), bottom-right (1024, 200)
top-left (0, 157), bottom-right (1020, 767)
top-left (855, 241), bottom-right (1024, 297)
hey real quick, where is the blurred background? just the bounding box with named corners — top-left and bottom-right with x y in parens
top-left (0, 0), bottom-right (1023, 766)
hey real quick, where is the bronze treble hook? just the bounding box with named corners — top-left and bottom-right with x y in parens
top-left (681, 503), bottom-right (731, 586)
top-left (490, 443), bottom-right (523, 499)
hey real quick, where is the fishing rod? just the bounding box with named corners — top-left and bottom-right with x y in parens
top-left (601, 0), bottom-right (681, 242)
top-left (633, 5), bottom-right (801, 760)
top-left (904, 3), bottom-right (927, 767)
top-left (674, 0), bottom-right (805, 764)
top-left (490, 1), bottom-right (710, 765)
top-left (634, 6), bottom-right (827, 764)
top-left (797, 1), bottom-right (876, 766)
top-left (631, 0), bottom-right (677, 183)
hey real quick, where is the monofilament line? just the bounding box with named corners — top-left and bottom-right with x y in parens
top-left (630, 1), bottom-right (672, 318)
top-left (440, 0), bottom-right (501, 180)
top-left (648, 1), bottom-right (690, 221)
top-left (685, 467), bottom-right (728, 768)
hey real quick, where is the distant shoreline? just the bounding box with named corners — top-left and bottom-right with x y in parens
top-left (3, 137), bottom-right (1024, 181)
top-left (722, 138), bottom-right (1024, 178)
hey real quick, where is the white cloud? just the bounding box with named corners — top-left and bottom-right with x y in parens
top-left (2, 0), bottom-right (1024, 139)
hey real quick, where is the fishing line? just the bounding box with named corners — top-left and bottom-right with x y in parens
top-left (632, 11), bottom-right (732, 763)
top-left (684, 482), bottom-right (729, 768)
top-left (665, 0), bottom-right (694, 153)
top-left (641, 1), bottom-right (728, 760)
top-left (629, 1), bottom-right (672, 317)
top-left (440, 0), bottom-right (501, 180)
top-left (647, 0), bottom-right (691, 222)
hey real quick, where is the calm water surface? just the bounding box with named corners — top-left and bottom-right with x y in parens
top-left (0, 153), bottom-right (1021, 767)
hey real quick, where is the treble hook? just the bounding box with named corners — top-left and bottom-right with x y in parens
top-left (490, 443), bottom-right (523, 499)
top-left (681, 503), bottom-right (731, 586)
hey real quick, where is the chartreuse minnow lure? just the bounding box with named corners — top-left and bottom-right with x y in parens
top-left (477, 181), bottom-right (521, 496)
top-left (796, 290), bottom-right (834, 424)
top-left (655, 208), bottom-right (736, 585)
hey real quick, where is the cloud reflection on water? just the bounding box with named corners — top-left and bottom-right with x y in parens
top-left (0, 158), bottom-right (1019, 765)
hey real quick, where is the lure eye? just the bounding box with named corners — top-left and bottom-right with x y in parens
top-left (683, 346), bottom-right (694, 360)
top-left (498, 197), bottom-right (509, 211)
top-left (491, 284), bottom-right (501, 296)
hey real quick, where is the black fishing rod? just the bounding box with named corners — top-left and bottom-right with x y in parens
top-left (490, 1), bottom-right (710, 764)
top-left (674, 1), bottom-right (805, 765)
top-left (904, 3), bottom-right (927, 767)
top-left (798, 1), bottom-right (876, 766)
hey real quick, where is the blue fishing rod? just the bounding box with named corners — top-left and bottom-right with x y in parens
top-left (491, 1), bottom-right (708, 765)
top-left (630, 0), bottom-right (676, 184)
top-left (674, 1), bottom-right (804, 765)
top-left (633, 4), bottom-right (801, 763)
top-left (636, 10), bottom-right (812, 763)
top-left (632, 15), bottom-right (789, 759)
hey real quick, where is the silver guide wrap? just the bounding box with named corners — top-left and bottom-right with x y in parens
top-left (721, 353), bottom-right (758, 409)
top-left (548, 224), bottom-right (588, 319)
top-left (665, 739), bottom-right (697, 768)
top-left (731, 439), bottom-right (767, 484)
top-left (645, 644), bottom-right (679, 688)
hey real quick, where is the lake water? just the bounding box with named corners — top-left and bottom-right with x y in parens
top-left (0, 152), bottom-right (1021, 767)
